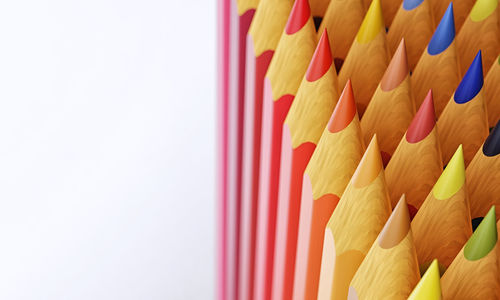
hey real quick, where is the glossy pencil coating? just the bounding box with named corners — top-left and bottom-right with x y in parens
top-left (408, 259), bottom-right (442, 300)
top-left (356, 0), bottom-right (385, 44)
top-left (464, 206), bottom-right (497, 260)
top-left (427, 3), bottom-right (455, 55)
top-left (454, 51), bottom-right (483, 103)
top-left (429, 0), bottom-right (474, 31)
top-left (483, 120), bottom-right (500, 156)
top-left (432, 145), bottom-right (465, 200)
top-left (406, 90), bottom-right (436, 143)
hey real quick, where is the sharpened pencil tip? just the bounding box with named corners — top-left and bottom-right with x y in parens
top-left (285, 0), bottom-right (311, 35)
top-left (356, 0), bottom-right (385, 43)
top-left (381, 38), bottom-right (409, 91)
top-left (483, 120), bottom-right (500, 156)
top-left (464, 206), bottom-right (497, 260)
top-left (306, 29), bottom-right (333, 82)
top-left (378, 195), bottom-right (411, 249)
top-left (454, 51), bottom-right (484, 104)
top-left (408, 259), bottom-right (442, 300)
top-left (327, 80), bottom-right (357, 133)
top-left (406, 90), bottom-right (436, 143)
top-left (433, 145), bottom-right (465, 200)
top-left (428, 2), bottom-right (455, 55)
top-left (352, 135), bottom-right (383, 187)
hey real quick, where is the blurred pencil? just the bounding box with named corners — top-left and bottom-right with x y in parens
top-left (348, 196), bottom-right (421, 299)
top-left (437, 51), bottom-right (489, 165)
top-left (338, 0), bottom-right (390, 116)
top-left (411, 145), bottom-right (472, 272)
top-left (361, 38), bottom-right (415, 165)
top-left (466, 120), bottom-right (500, 221)
top-left (456, 0), bottom-right (499, 75)
top-left (441, 206), bottom-right (499, 299)
top-left (412, 2), bottom-right (460, 116)
top-left (385, 91), bottom-right (443, 215)
top-left (387, 0), bottom-right (435, 71)
top-left (429, 0), bottom-right (475, 31)
top-left (316, 135), bottom-right (391, 300)
top-left (272, 29), bottom-right (339, 300)
top-left (408, 259), bottom-right (443, 300)
top-left (240, 1), bottom-right (292, 300)
top-left (485, 54), bottom-right (500, 126)
top-left (318, 0), bottom-right (365, 70)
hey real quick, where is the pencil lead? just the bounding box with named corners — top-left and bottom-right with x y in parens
top-left (378, 194), bottom-right (411, 249)
top-left (381, 38), bottom-right (409, 91)
top-left (455, 51), bottom-right (484, 104)
top-left (403, 0), bottom-right (425, 11)
top-left (433, 145), bottom-right (465, 200)
top-left (470, 0), bottom-right (498, 21)
top-left (285, 0), bottom-right (311, 34)
top-left (327, 80), bottom-right (357, 133)
top-left (406, 90), bottom-right (436, 143)
top-left (483, 120), bottom-right (500, 156)
top-left (427, 2), bottom-right (455, 55)
top-left (356, 0), bottom-right (385, 43)
top-left (352, 134), bottom-right (383, 187)
top-left (306, 29), bottom-right (333, 82)
top-left (464, 206), bottom-right (497, 260)
top-left (408, 259), bottom-right (442, 300)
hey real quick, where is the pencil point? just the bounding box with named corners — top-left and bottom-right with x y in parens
top-left (433, 145), bottom-right (465, 200)
top-left (378, 195), bottom-right (411, 249)
top-left (464, 206), bottom-right (497, 260)
top-left (427, 2), bottom-right (455, 55)
top-left (352, 135), bottom-right (384, 188)
top-left (406, 90), bottom-right (436, 143)
top-left (408, 259), bottom-right (442, 300)
top-left (327, 80), bottom-right (357, 133)
top-left (403, 0), bottom-right (425, 11)
top-left (470, 0), bottom-right (498, 22)
top-left (306, 29), bottom-right (333, 82)
top-left (381, 38), bottom-right (409, 91)
top-left (285, 0), bottom-right (311, 35)
top-left (356, 0), bottom-right (385, 44)
top-left (483, 120), bottom-right (500, 156)
top-left (454, 51), bottom-right (484, 104)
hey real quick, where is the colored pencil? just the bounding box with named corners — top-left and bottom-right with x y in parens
top-left (485, 54), bottom-right (500, 127)
top-left (255, 0), bottom-right (317, 298)
top-left (316, 135), bottom-right (391, 300)
top-left (387, 0), bottom-right (435, 71)
top-left (318, 0), bottom-right (365, 71)
top-left (338, 0), bottom-right (390, 116)
top-left (456, 0), bottom-right (499, 76)
top-left (271, 29), bottom-right (339, 300)
top-left (412, 2), bottom-right (460, 117)
top-left (440, 206), bottom-right (499, 299)
top-left (408, 259), bottom-right (443, 300)
top-left (466, 120), bottom-right (500, 221)
top-left (429, 0), bottom-right (475, 31)
top-left (362, 0), bottom-right (400, 27)
top-left (361, 38), bottom-right (415, 165)
top-left (385, 90), bottom-right (443, 215)
top-left (411, 145), bottom-right (472, 272)
top-left (437, 51), bottom-right (489, 165)
top-left (348, 195), bottom-right (421, 299)
top-left (240, 1), bottom-right (292, 300)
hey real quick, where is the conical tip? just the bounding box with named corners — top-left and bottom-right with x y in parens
top-left (378, 194), bottom-right (411, 249)
top-left (408, 259), bottom-right (442, 300)
top-left (427, 2), bottom-right (455, 55)
top-left (455, 51), bottom-right (484, 104)
top-left (327, 79), bottom-right (357, 133)
top-left (483, 120), bottom-right (500, 157)
top-left (356, 0), bottom-right (385, 43)
top-left (433, 145), bottom-right (465, 200)
top-left (352, 134), bottom-right (384, 187)
top-left (380, 38), bottom-right (409, 91)
top-left (306, 28), bottom-right (333, 82)
top-left (406, 90), bottom-right (436, 143)
top-left (285, 0), bottom-right (311, 35)
top-left (464, 206), bottom-right (497, 260)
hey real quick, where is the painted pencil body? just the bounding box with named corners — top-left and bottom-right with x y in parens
top-left (361, 39), bottom-right (415, 164)
top-left (411, 146), bottom-right (473, 271)
top-left (317, 136), bottom-right (391, 300)
top-left (388, 0), bottom-right (435, 71)
top-left (456, 0), bottom-right (499, 75)
top-left (318, 0), bottom-right (365, 69)
top-left (292, 80), bottom-right (364, 300)
top-left (241, 1), bottom-right (291, 300)
top-left (412, 3), bottom-right (460, 117)
top-left (466, 120), bottom-right (500, 220)
top-left (255, 0), bottom-right (317, 299)
top-left (408, 259), bottom-right (443, 300)
top-left (272, 29), bottom-right (339, 300)
top-left (437, 51), bottom-right (489, 165)
top-left (441, 207), bottom-right (500, 299)
top-left (348, 196), bottom-right (421, 299)
top-left (338, 0), bottom-right (390, 116)
top-left (485, 54), bottom-right (500, 126)
top-left (429, 0), bottom-right (474, 31)
top-left (385, 90), bottom-right (442, 213)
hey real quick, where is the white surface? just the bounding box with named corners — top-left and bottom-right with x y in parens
top-left (0, 1), bottom-right (215, 299)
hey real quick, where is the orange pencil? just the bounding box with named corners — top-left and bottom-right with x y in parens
top-left (318, 0), bottom-right (365, 71)
top-left (485, 54), bottom-right (500, 126)
top-left (456, 0), bottom-right (499, 76)
top-left (361, 38), bottom-right (415, 165)
top-left (429, 0), bottom-right (475, 31)
top-left (338, 0), bottom-right (390, 116)
top-left (441, 206), bottom-right (500, 299)
top-left (316, 135), bottom-right (392, 300)
top-left (348, 195), bottom-right (421, 299)
top-left (255, 0), bottom-right (316, 299)
top-left (411, 145), bottom-right (472, 272)
top-left (271, 29), bottom-right (339, 300)
top-left (437, 51), bottom-right (489, 165)
top-left (385, 91), bottom-right (443, 215)
top-left (466, 120), bottom-right (500, 221)
top-left (387, 0), bottom-right (435, 71)
top-left (240, 1), bottom-right (292, 300)
top-left (412, 2), bottom-right (460, 116)
top-left (292, 81), bottom-right (365, 300)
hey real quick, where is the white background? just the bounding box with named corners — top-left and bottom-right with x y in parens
top-left (0, 0), bottom-right (215, 299)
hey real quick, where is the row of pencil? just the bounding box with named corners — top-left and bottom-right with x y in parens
top-left (217, 0), bottom-right (500, 299)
